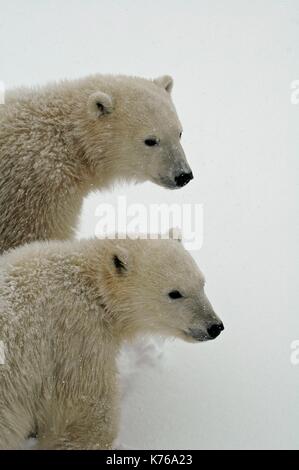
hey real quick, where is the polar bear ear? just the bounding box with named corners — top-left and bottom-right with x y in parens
top-left (112, 246), bottom-right (129, 274)
top-left (87, 91), bottom-right (113, 118)
top-left (154, 75), bottom-right (174, 94)
top-left (168, 227), bottom-right (182, 242)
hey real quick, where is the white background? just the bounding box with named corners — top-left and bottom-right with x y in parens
top-left (1, 0), bottom-right (299, 449)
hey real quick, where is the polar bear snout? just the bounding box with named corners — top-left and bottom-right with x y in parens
top-left (175, 171), bottom-right (194, 188)
top-left (155, 164), bottom-right (193, 189)
top-left (207, 322), bottom-right (224, 339)
top-left (188, 321), bottom-right (224, 342)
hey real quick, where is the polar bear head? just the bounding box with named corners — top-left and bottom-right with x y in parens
top-left (101, 231), bottom-right (224, 343)
top-left (85, 75), bottom-right (193, 189)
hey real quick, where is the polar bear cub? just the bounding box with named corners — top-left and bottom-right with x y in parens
top-left (0, 74), bottom-right (193, 254)
top-left (0, 233), bottom-right (223, 449)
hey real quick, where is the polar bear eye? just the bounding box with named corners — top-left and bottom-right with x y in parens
top-left (144, 138), bottom-right (159, 147)
top-left (168, 290), bottom-right (183, 299)
top-left (179, 131), bottom-right (183, 139)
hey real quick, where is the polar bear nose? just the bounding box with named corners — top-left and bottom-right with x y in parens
top-left (207, 322), bottom-right (224, 339)
top-left (175, 172), bottom-right (193, 187)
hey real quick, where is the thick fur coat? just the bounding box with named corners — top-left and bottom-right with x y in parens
top-left (0, 74), bottom-right (192, 254)
top-left (0, 235), bottom-right (222, 449)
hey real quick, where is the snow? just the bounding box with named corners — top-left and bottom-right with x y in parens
top-left (1, 0), bottom-right (299, 450)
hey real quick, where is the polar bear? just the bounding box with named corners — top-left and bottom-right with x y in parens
top-left (0, 74), bottom-right (193, 254)
top-left (0, 233), bottom-right (223, 449)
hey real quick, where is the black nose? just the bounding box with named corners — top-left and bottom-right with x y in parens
top-left (207, 323), bottom-right (224, 339)
top-left (175, 172), bottom-right (193, 187)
